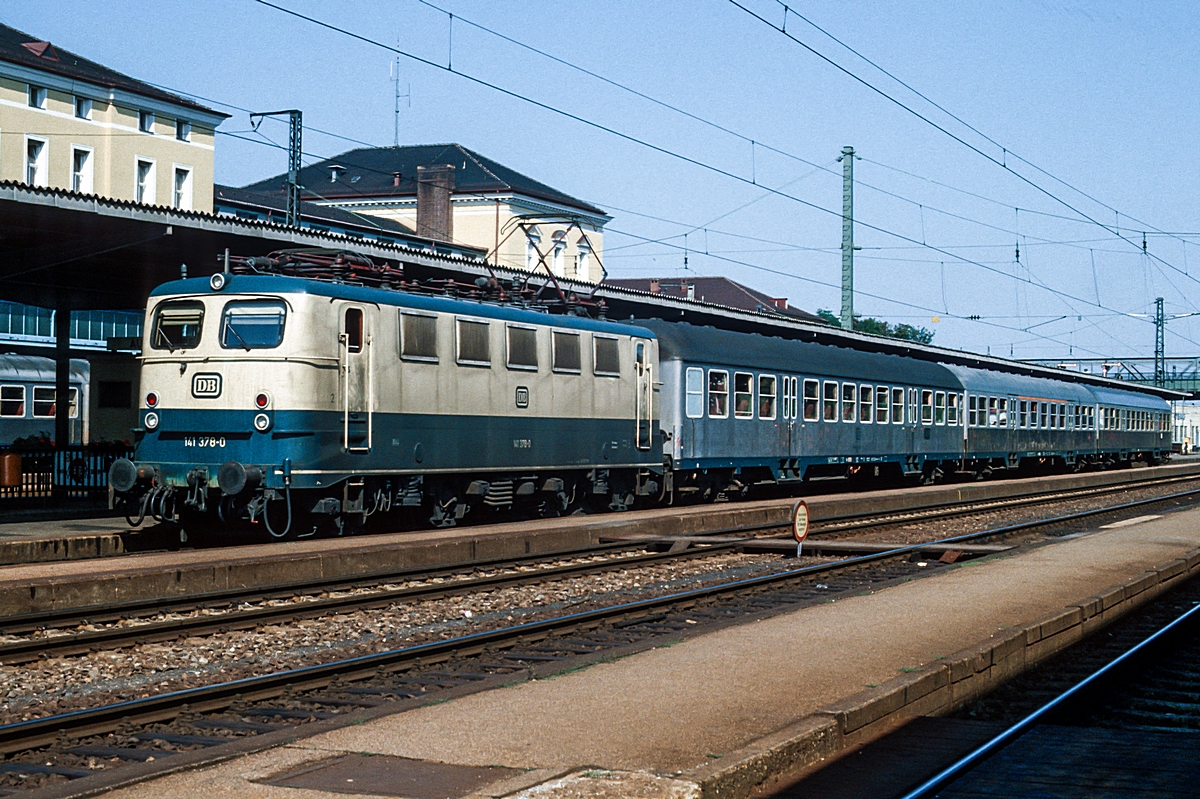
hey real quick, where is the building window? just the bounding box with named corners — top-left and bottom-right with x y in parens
top-left (176, 119), bottom-right (191, 141)
top-left (708, 370), bottom-right (728, 418)
top-left (72, 147), bottom-right (93, 194)
top-left (173, 166), bottom-right (192, 210)
top-left (28, 85), bottom-right (46, 109)
top-left (758, 375), bottom-right (776, 420)
top-left (25, 137), bottom-right (48, 186)
top-left (136, 159), bottom-right (155, 204)
top-left (551, 231), bottom-right (566, 277)
top-left (74, 96), bottom-right (92, 119)
top-left (139, 110), bottom-right (155, 133)
top-left (97, 381), bottom-right (132, 409)
top-left (577, 238), bottom-right (591, 279)
top-left (525, 225), bottom-right (542, 272)
top-left (685, 367), bottom-right (704, 418)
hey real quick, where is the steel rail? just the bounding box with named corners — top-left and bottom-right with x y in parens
top-left (898, 599), bottom-right (1200, 799)
top-left (2, 485), bottom-right (1198, 754)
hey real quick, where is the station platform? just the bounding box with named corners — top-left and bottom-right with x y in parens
top-left (2, 461), bottom-right (1197, 617)
top-left (94, 494), bottom-right (1200, 798)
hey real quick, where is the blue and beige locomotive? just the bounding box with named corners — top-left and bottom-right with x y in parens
top-left (109, 250), bottom-right (1174, 537)
top-left (108, 254), bottom-right (661, 535)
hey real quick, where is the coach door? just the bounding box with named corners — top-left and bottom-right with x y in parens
top-left (339, 304), bottom-right (372, 452)
top-left (634, 339), bottom-right (653, 450)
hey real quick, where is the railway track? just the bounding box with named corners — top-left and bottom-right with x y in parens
top-left (2, 484), bottom-right (1200, 796)
top-left (901, 578), bottom-right (1200, 799)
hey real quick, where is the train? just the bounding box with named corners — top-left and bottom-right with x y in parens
top-left (0, 354), bottom-right (89, 446)
top-left (107, 252), bottom-right (1173, 537)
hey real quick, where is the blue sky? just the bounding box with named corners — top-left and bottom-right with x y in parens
top-left (7, 1), bottom-right (1200, 360)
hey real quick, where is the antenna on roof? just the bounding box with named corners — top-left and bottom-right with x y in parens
top-left (390, 50), bottom-right (411, 147)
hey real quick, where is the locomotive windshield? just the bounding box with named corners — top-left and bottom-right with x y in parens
top-left (151, 301), bottom-right (205, 351)
top-left (221, 300), bottom-right (287, 349)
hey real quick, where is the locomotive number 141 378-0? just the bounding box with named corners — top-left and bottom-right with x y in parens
top-left (183, 436), bottom-right (227, 448)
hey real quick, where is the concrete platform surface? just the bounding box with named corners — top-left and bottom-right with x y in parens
top-left (94, 500), bottom-right (1200, 799)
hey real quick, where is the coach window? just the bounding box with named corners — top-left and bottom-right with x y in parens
top-left (1039, 402), bottom-right (1048, 429)
top-left (1018, 401), bottom-right (1027, 428)
top-left (968, 396), bottom-right (977, 426)
top-left (709, 370), bottom-right (729, 418)
top-left (920, 390), bottom-right (934, 424)
top-left (456, 318), bottom-right (491, 366)
top-left (400, 312), bottom-right (438, 361)
top-left (151, 300), bottom-right (204, 351)
top-left (998, 398), bottom-right (1008, 427)
top-left (876, 386), bottom-right (889, 423)
top-left (823, 381), bottom-right (839, 422)
top-left (841, 383), bottom-right (857, 423)
top-left (552, 330), bottom-right (581, 373)
top-left (985, 397), bottom-right (996, 427)
top-left (758, 375), bottom-right (777, 420)
top-left (858, 385), bottom-right (873, 423)
top-left (0, 386), bottom-right (25, 417)
top-left (892, 387), bottom-right (905, 424)
top-left (948, 393), bottom-right (960, 426)
top-left (933, 391), bottom-right (946, 425)
top-left (734, 372), bottom-right (754, 418)
top-left (506, 324), bottom-right (539, 371)
top-left (593, 336), bottom-right (620, 376)
top-left (33, 386), bottom-right (78, 418)
top-left (685, 367), bottom-right (704, 418)
top-left (909, 389), bottom-right (919, 425)
top-left (802, 379), bottom-right (819, 421)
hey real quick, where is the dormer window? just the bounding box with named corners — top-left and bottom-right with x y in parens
top-left (74, 96), bottom-right (92, 119)
top-left (28, 85), bottom-right (46, 109)
top-left (176, 119), bottom-right (191, 141)
top-left (139, 110), bottom-right (154, 133)
top-left (329, 165), bottom-right (346, 183)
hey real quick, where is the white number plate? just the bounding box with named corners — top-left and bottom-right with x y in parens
top-left (184, 436), bottom-right (226, 448)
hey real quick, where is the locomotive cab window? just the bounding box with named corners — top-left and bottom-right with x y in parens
top-left (456, 318), bottom-right (490, 366)
top-left (0, 385), bottom-right (25, 417)
top-left (221, 300), bottom-right (287, 349)
top-left (733, 373), bottom-right (754, 418)
top-left (400, 312), bottom-right (438, 361)
top-left (344, 308), bottom-right (364, 354)
top-left (552, 330), bottom-right (581, 373)
top-left (506, 325), bottom-right (538, 371)
top-left (709, 370), bottom-right (729, 418)
top-left (593, 335), bottom-right (620, 376)
top-left (151, 300), bottom-right (204, 351)
top-left (758, 375), bottom-right (776, 420)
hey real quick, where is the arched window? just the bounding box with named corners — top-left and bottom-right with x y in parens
top-left (551, 231), bottom-right (567, 277)
top-left (576, 236), bottom-right (591, 279)
top-left (524, 225), bottom-right (542, 272)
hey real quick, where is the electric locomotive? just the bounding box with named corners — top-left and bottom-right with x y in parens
top-left (109, 253), bottom-right (662, 536)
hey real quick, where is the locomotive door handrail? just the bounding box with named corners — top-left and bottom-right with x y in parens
top-left (634, 339), bottom-right (652, 451)
top-left (340, 305), bottom-right (373, 453)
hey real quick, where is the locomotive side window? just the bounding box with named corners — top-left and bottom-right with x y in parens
top-left (734, 373), bottom-right (754, 418)
top-left (803, 379), bottom-right (819, 421)
top-left (552, 331), bottom-right (581, 373)
top-left (875, 386), bottom-right (889, 423)
top-left (758, 375), bottom-right (776, 420)
top-left (400, 312), bottom-right (439, 361)
top-left (934, 391), bottom-right (946, 425)
top-left (921, 390), bottom-right (933, 424)
top-left (685, 367), bottom-right (704, 418)
top-left (0, 385), bottom-right (25, 417)
top-left (859, 385), bottom-right (873, 423)
top-left (891, 387), bottom-right (904, 424)
top-left (823, 381), bottom-right (838, 422)
top-left (32, 386), bottom-right (77, 418)
top-left (841, 383), bottom-right (856, 423)
top-left (594, 336), bottom-right (620, 376)
top-left (708, 370), bottom-right (728, 418)
top-left (456, 318), bottom-right (490, 366)
top-left (948, 393), bottom-right (960, 426)
top-left (506, 325), bottom-right (538, 371)
top-left (345, 308), bottom-right (364, 354)
top-left (221, 300), bottom-right (287, 349)
top-left (151, 300), bottom-right (204, 350)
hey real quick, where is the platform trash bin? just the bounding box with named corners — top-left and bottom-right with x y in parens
top-left (0, 453), bottom-right (21, 488)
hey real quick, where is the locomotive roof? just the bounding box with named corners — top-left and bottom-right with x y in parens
top-left (641, 320), bottom-right (960, 388)
top-left (150, 276), bottom-right (657, 339)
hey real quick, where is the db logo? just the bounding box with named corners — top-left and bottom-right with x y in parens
top-left (192, 373), bottom-right (223, 398)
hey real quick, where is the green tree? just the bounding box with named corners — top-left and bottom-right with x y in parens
top-left (815, 309), bottom-right (935, 345)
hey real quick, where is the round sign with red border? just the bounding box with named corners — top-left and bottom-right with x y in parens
top-left (792, 499), bottom-right (810, 543)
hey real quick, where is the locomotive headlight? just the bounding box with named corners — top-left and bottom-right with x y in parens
top-left (253, 412), bottom-right (272, 432)
top-left (210, 272), bottom-right (228, 291)
top-left (144, 411), bottom-right (160, 430)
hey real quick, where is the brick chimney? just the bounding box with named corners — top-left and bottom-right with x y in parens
top-left (416, 164), bottom-right (455, 242)
top-left (649, 279), bottom-right (660, 294)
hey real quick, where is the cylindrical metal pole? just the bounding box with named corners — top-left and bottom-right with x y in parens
top-left (840, 146), bottom-right (855, 330)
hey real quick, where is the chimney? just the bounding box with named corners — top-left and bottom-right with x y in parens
top-left (649, 279), bottom-right (660, 294)
top-left (684, 280), bottom-right (695, 301)
top-left (392, 172), bottom-right (401, 188)
top-left (771, 297), bottom-right (787, 309)
top-left (416, 164), bottom-right (455, 242)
